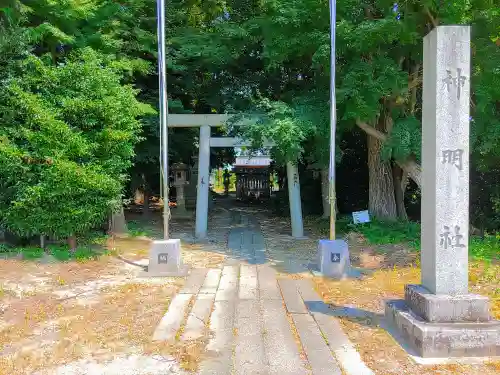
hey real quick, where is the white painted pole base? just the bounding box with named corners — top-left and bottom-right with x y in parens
top-left (140, 239), bottom-right (189, 277)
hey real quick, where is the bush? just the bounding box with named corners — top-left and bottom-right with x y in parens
top-left (0, 47), bottom-right (154, 239)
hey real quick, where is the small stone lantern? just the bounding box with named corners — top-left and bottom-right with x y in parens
top-left (172, 163), bottom-right (188, 213)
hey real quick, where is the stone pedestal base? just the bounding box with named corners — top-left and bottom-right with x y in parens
top-left (317, 239), bottom-right (350, 279)
top-left (386, 285), bottom-right (500, 358)
top-left (140, 239), bottom-right (189, 277)
top-left (405, 284), bottom-right (491, 323)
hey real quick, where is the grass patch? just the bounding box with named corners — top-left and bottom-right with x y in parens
top-left (48, 245), bottom-right (101, 262)
top-left (350, 220), bottom-right (421, 248)
top-left (19, 247), bottom-right (45, 259)
top-left (0, 244), bottom-right (12, 253)
top-left (77, 230), bottom-right (109, 246)
top-left (127, 220), bottom-right (157, 237)
top-left (309, 216), bottom-right (499, 262)
top-left (357, 220), bottom-right (499, 262)
top-left (304, 215), bottom-right (352, 237)
top-left (0, 244), bottom-right (101, 262)
top-left (470, 236), bottom-right (500, 261)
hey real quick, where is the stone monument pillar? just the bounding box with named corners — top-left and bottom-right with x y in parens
top-left (386, 26), bottom-right (499, 359)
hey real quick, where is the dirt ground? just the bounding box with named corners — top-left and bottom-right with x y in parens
top-left (0, 206), bottom-right (498, 375)
top-left (0, 231), bottom-right (228, 375)
top-left (310, 233), bottom-right (500, 375)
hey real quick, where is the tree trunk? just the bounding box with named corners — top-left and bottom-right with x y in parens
top-left (67, 235), bottom-right (77, 252)
top-left (367, 118), bottom-right (398, 220)
top-left (142, 173), bottom-right (151, 218)
top-left (109, 204), bottom-right (127, 235)
top-left (357, 119), bottom-right (422, 188)
top-left (143, 188), bottom-right (151, 218)
top-left (392, 164), bottom-right (408, 220)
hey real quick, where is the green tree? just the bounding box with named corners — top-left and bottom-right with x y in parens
top-left (171, 0), bottom-right (500, 221)
top-left (0, 31), bottom-right (153, 242)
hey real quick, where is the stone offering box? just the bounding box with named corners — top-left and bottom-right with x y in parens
top-left (317, 239), bottom-right (350, 279)
top-left (141, 239), bottom-right (189, 277)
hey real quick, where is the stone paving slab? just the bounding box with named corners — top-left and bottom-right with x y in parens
top-left (152, 293), bottom-right (192, 341)
top-left (291, 313), bottom-right (342, 375)
top-left (179, 268), bottom-right (209, 294)
top-left (198, 356), bottom-right (232, 375)
top-left (234, 300), bottom-right (269, 375)
top-left (278, 279), bottom-right (308, 314)
top-left (239, 265), bottom-right (258, 300)
top-left (295, 279), bottom-right (374, 375)
top-left (262, 299), bottom-right (308, 375)
top-left (200, 268), bottom-right (222, 294)
top-left (207, 300), bottom-right (236, 350)
top-left (201, 300), bottom-right (236, 375)
top-left (216, 265), bottom-right (239, 301)
top-left (216, 287), bottom-right (238, 302)
top-left (258, 265), bottom-right (282, 300)
top-left (227, 228), bottom-right (244, 250)
top-left (181, 293), bottom-right (214, 341)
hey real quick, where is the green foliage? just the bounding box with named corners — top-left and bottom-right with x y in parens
top-left (469, 236), bottom-right (500, 262)
top-left (352, 219), bottom-right (499, 262)
top-left (2, 0), bottom-right (500, 238)
top-left (18, 247), bottom-right (45, 260)
top-left (126, 220), bottom-right (153, 237)
top-left (0, 23), bottom-right (153, 239)
top-left (352, 219), bottom-right (421, 248)
top-left (382, 116), bottom-right (422, 162)
top-left (304, 215), bottom-right (353, 237)
top-left (48, 245), bottom-right (100, 262)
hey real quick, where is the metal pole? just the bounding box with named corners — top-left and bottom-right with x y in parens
top-left (157, 0), bottom-right (170, 239)
top-left (328, 0), bottom-right (337, 240)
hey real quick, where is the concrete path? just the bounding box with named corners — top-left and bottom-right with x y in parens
top-left (153, 213), bottom-right (374, 375)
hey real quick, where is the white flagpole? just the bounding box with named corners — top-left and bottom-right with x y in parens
top-left (328, 0), bottom-right (337, 240)
top-left (157, 0), bottom-right (170, 239)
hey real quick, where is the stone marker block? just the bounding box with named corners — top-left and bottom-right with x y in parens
top-left (405, 284), bottom-right (491, 323)
top-left (317, 239), bottom-right (350, 279)
top-left (142, 239), bottom-right (188, 277)
top-left (421, 25), bottom-right (471, 296)
top-left (386, 300), bottom-right (500, 358)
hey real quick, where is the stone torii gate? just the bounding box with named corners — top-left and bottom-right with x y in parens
top-left (167, 114), bottom-right (304, 239)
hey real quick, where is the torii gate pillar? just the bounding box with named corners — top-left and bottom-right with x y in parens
top-left (195, 125), bottom-right (210, 239)
top-left (286, 162), bottom-right (305, 238)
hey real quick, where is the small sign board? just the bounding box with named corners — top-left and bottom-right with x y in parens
top-left (158, 253), bottom-right (168, 264)
top-left (352, 210), bottom-right (370, 224)
top-left (331, 253), bottom-right (341, 263)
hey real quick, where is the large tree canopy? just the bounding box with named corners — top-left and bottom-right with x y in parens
top-left (0, 0), bottom-right (499, 239)
top-left (169, 0), bottom-right (500, 220)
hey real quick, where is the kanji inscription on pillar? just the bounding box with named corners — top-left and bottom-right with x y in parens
top-left (442, 68), bottom-right (467, 99)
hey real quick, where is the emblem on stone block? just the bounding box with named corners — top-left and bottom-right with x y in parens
top-left (158, 253), bottom-right (168, 264)
top-left (331, 253), bottom-right (341, 263)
